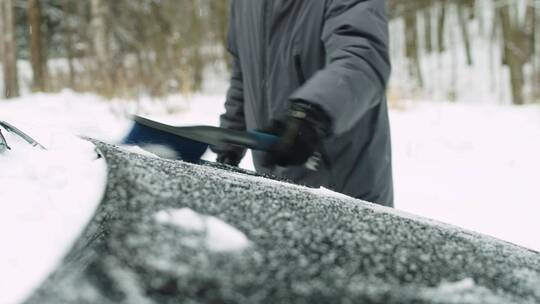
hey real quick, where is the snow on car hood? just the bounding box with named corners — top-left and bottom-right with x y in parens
top-left (0, 126), bottom-right (107, 304)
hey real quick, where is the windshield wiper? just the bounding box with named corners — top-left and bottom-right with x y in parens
top-left (0, 121), bottom-right (46, 150)
top-left (0, 129), bottom-right (10, 153)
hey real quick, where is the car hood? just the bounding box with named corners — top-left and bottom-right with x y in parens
top-left (25, 141), bottom-right (540, 304)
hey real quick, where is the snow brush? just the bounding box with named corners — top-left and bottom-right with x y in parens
top-left (123, 115), bottom-right (280, 163)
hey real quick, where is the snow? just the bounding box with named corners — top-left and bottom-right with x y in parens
top-left (418, 278), bottom-right (515, 304)
top-left (0, 90), bottom-right (132, 143)
top-left (391, 101), bottom-right (540, 252)
top-left (0, 124), bottom-right (107, 304)
top-left (428, 278), bottom-right (476, 294)
top-left (154, 208), bottom-right (250, 252)
top-left (125, 143), bottom-right (180, 159)
top-left (120, 144), bottom-right (162, 158)
top-left (310, 187), bottom-right (355, 201)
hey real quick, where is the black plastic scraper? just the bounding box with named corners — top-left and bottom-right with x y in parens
top-left (123, 116), bottom-right (280, 163)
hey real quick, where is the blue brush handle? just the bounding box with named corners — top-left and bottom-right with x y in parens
top-left (248, 131), bottom-right (280, 151)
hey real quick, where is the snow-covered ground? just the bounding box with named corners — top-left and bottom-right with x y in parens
top-left (391, 101), bottom-right (540, 251)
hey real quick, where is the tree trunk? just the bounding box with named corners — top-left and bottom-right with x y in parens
top-left (437, 0), bottom-right (448, 53)
top-left (210, 0), bottom-right (229, 58)
top-left (466, 0), bottom-right (476, 19)
top-left (405, 11), bottom-right (423, 88)
top-left (63, 0), bottom-right (75, 88)
top-left (76, 1), bottom-right (88, 56)
top-left (457, 2), bottom-right (474, 66)
top-left (91, 0), bottom-right (108, 64)
top-left (531, 3), bottom-right (540, 102)
top-left (0, 1), bottom-right (4, 61)
top-left (28, 0), bottom-right (48, 92)
top-left (424, 7), bottom-right (433, 53)
top-left (499, 3), bottom-right (525, 105)
top-left (91, 0), bottom-right (111, 95)
top-left (2, 0), bottom-right (19, 99)
top-left (523, 0), bottom-right (535, 62)
top-left (535, 1), bottom-right (540, 100)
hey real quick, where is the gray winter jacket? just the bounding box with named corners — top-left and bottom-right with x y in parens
top-left (219, 0), bottom-right (394, 207)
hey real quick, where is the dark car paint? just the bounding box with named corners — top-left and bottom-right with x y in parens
top-left (26, 142), bottom-right (540, 303)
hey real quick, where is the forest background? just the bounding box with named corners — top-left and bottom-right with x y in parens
top-left (1, 0), bottom-right (539, 105)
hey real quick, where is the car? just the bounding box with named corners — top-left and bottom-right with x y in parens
top-left (10, 139), bottom-right (540, 304)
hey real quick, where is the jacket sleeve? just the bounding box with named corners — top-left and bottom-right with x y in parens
top-left (221, 56), bottom-right (246, 132)
top-left (214, 1), bottom-right (247, 156)
top-left (290, 0), bottom-right (391, 135)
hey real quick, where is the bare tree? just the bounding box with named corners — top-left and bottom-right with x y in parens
top-left (1, 0), bottom-right (19, 99)
top-left (63, 0), bottom-right (75, 87)
top-left (8, 0), bottom-right (531, 102)
top-left (498, 0), bottom-right (535, 105)
top-left (523, 2), bottom-right (536, 101)
top-left (457, 1), bottom-right (473, 65)
top-left (523, 0), bottom-right (536, 62)
top-left (532, 1), bottom-right (540, 102)
top-left (0, 1), bottom-right (3, 62)
top-left (91, 0), bottom-right (112, 95)
top-left (424, 6), bottom-right (433, 53)
top-left (28, 0), bottom-right (48, 92)
top-left (209, 0), bottom-right (230, 63)
top-left (404, 10), bottom-right (424, 88)
top-left (437, 0), bottom-right (448, 53)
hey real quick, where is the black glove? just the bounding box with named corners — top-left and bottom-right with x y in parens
top-left (216, 149), bottom-right (245, 167)
top-left (262, 101), bottom-right (332, 168)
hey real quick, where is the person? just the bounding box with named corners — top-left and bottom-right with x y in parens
top-left (212, 0), bottom-right (394, 207)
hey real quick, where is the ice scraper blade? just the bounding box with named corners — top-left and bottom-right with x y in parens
top-left (123, 116), bottom-right (280, 163)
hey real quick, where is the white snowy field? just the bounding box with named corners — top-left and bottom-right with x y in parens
top-left (391, 101), bottom-right (540, 251)
top-left (1, 90), bottom-right (539, 254)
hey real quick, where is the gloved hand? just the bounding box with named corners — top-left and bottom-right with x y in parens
top-left (262, 101), bottom-right (332, 168)
top-left (216, 149), bottom-right (245, 167)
